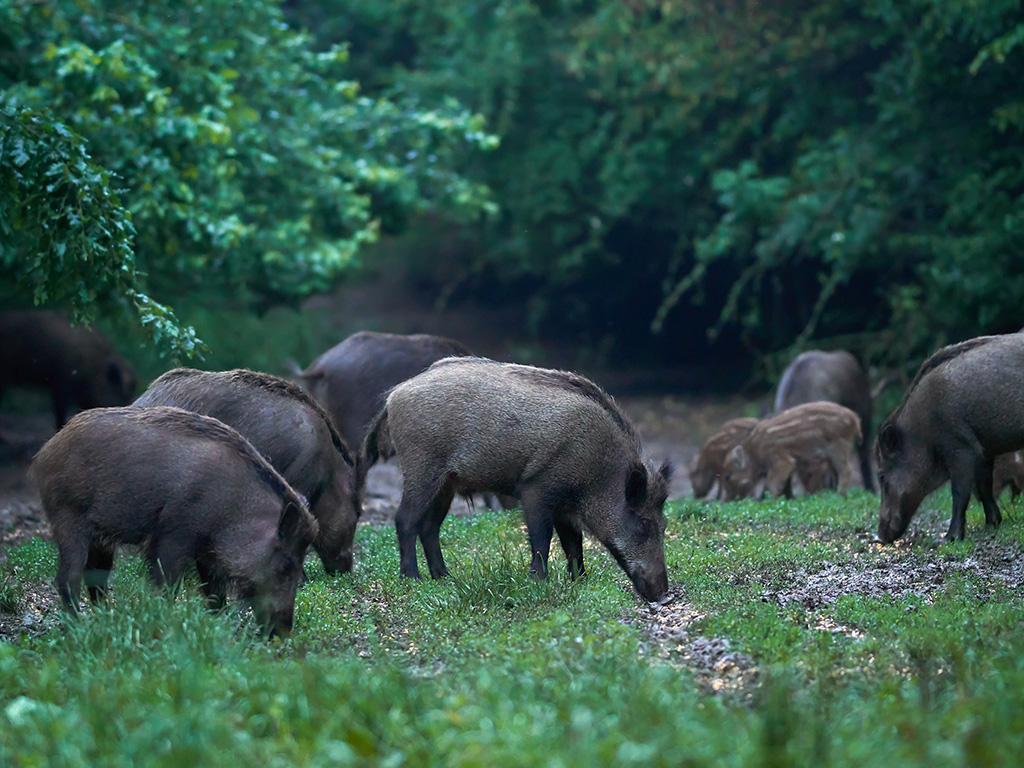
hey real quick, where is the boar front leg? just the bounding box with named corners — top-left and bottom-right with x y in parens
top-left (148, 535), bottom-right (190, 592)
top-left (84, 543), bottom-right (115, 603)
top-left (520, 490), bottom-right (557, 579)
top-left (196, 559), bottom-right (228, 610)
top-left (395, 480), bottom-right (443, 580)
top-left (554, 516), bottom-right (585, 579)
top-left (763, 453), bottom-right (798, 498)
top-left (54, 527), bottom-right (90, 611)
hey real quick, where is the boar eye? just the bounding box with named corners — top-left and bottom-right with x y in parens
top-left (631, 513), bottom-right (654, 537)
top-left (272, 553), bottom-right (297, 577)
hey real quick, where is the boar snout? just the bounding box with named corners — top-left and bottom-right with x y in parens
top-left (631, 565), bottom-right (669, 603)
top-left (876, 484), bottom-right (915, 543)
top-left (318, 549), bottom-right (354, 576)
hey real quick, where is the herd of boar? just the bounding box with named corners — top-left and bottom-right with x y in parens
top-left (3, 308), bottom-right (1024, 637)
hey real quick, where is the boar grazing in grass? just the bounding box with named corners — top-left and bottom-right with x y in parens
top-left (134, 368), bottom-right (359, 574)
top-left (361, 358), bottom-right (672, 602)
top-left (775, 350), bottom-right (875, 491)
top-left (876, 334), bottom-right (1024, 543)
top-left (689, 418), bottom-right (758, 499)
top-left (720, 402), bottom-right (862, 502)
top-left (0, 310), bottom-right (137, 430)
top-left (300, 331), bottom-right (473, 452)
top-left (30, 406), bottom-right (318, 637)
top-left (993, 451), bottom-right (1024, 501)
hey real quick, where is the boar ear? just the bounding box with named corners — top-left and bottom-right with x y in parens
top-left (877, 422), bottom-right (902, 458)
top-left (658, 460), bottom-right (673, 484)
top-left (726, 445), bottom-right (747, 470)
top-left (625, 464), bottom-right (648, 504)
top-left (277, 500), bottom-right (306, 542)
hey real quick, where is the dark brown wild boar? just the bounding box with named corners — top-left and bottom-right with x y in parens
top-left (30, 406), bottom-right (318, 637)
top-left (877, 334), bottom-right (1024, 542)
top-left (993, 451), bottom-right (1024, 501)
top-left (775, 350), bottom-right (875, 491)
top-left (689, 418), bottom-right (758, 499)
top-left (720, 402), bottom-right (862, 502)
top-left (0, 310), bottom-right (137, 429)
top-left (300, 331), bottom-right (473, 451)
top-left (361, 358), bottom-right (672, 602)
top-left (133, 368), bottom-right (359, 574)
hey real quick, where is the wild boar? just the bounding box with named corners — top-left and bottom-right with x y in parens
top-left (775, 350), bottom-right (875, 491)
top-left (689, 418), bottom-right (758, 499)
top-left (300, 331), bottom-right (473, 451)
top-left (133, 368), bottom-right (359, 574)
top-left (29, 406), bottom-right (318, 637)
top-left (993, 451), bottom-right (1024, 501)
top-left (0, 310), bottom-right (138, 429)
top-left (361, 357), bottom-right (672, 602)
top-left (720, 402), bottom-right (862, 501)
top-left (876, 334), bottom-right (1024, 542)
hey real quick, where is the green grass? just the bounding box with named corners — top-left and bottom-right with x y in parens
top-left (3, 496), bottom-right (1024, 766)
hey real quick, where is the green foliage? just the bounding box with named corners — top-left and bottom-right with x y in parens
top-left (5, 492), bottom-right (1024, 763)
top-left (1, 0), bottom-right (494, 357)
top-left (295, 0), bottom-right (1024, 371)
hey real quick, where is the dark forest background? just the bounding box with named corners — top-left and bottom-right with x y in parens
top-left (3, 0), bottom-right (1023, 385)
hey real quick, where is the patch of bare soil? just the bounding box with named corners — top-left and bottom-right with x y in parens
top-left (762, 532), bottom-right (1024, 612)
top-left (632, 585), bottom-right (759, 701)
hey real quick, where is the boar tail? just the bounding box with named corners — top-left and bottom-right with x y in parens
top-left (360, 406), bottom-right (394, 470)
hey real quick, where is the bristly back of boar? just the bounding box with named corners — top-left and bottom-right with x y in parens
top-left (115, 406), bottom-right (304, 507)
top-left (430, 356), bottom-right (636, 440)
top-left (155, 367), bottom-right (354, 465)
top-left (903, 336), bottom-right (1002, 405)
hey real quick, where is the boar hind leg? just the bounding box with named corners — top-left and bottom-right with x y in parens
top-left (395, 482), bottom-right (438, 580)
top-left (554, 516), bottom-right (585, 579)
top-left (974, 458), bottom-right (1002, 529)
top-left (419, 483), bottom-right (455, 580)
top-left (54, 532), bottom-right (90, 611)
top-left (84, 543), bottom-right (115, 603)
top-left (519, 491), bottom-right (556, 578)
top-left (147, 536), bottom-right (190, 593)
top-left (823, 445), bottom-right (853, 494)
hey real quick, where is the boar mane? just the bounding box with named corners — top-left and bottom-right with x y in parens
top-left (510, 365), bottom-right (635, 438)
top-left (904, 336), bottom-right (1000, 397)
top-left (428, 357), bottom-right (636, 438)
top-left (878, 335), bottom-right (1002, 456)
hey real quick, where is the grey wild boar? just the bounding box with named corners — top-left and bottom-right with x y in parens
top-left (0, 310), bottom-right (138, 429)
top-left (775, 350), bottom-right (875, 491)
top-left (30, 406), bottom-right (318, 637)
top-left (720, 402), bottom-right (862, 501)
top-left (993, 451), bottom-right (1024, 501)
top-left (133, 368), bottom-right (359, 574)
top-left (689, 418), bottom-right (759, 499)
top-left (877, 334), bottom-right (1024, 542)
top-left (361, 358), bottom-right (672, 602)
top-left (300, 331), bottom-right (473, 451)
